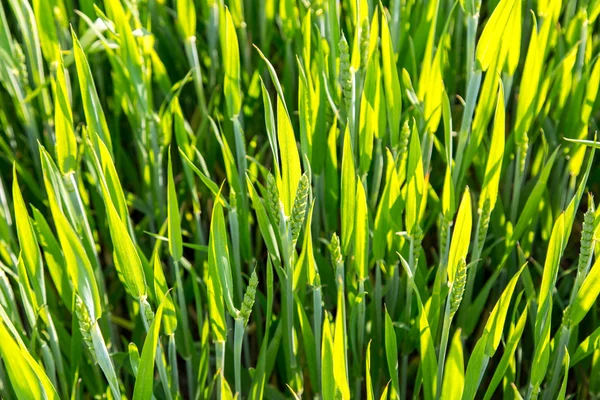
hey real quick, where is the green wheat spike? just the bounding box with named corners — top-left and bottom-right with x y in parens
top-left (240, 269), bottom-right (258, 326)
top-left (290, 173), bottom-right (309, 246)
top-left (450, 258), bottom-right (467, 318)
top-left (75, 295), bottom-right (96, 363)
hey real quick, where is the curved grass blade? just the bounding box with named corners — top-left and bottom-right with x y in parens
top-left (133, 298), bottom-right (165, 400)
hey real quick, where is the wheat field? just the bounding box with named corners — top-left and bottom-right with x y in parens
top-left (0, 0), bottom-right (600, 399)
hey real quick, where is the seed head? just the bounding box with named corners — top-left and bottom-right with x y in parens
top-left (266, 173), bottom-right (282, 227)
top-left (330, 232), bottom-right (343, 266)
top-left (140, 298), bottom-right (155, 327)
top-left (577, 203), bottom-right (596, 276)
top-left (359, 20), bottom-right (370, 70)
top-left (412, 224), bottom-right (424, 267)
top-left (398, 121), bottom-right (410, 160)
top-left (339, 34), bottom-right (352, 110)
top-left (14, 43), bottom-right (28, 87)
top-left (562, 305), bottom-right (572, 328)
top-left (75, 295), bottom-right (96, 363)
top-left (517, 135), bottom-right (528, 173)
top-left (476, 198), bottom-right (491, 254)
top-left (240, 269), bottom-right (258, 326)
top-left (290, 173), bottom-right (310, 246)
top-left (449, 258), bottom-right (467, 318)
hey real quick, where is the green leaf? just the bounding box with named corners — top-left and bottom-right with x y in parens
top-left (221, 7), bottom-right (241, 118)
top-left (380, 383), bottom-right (390, 400)
top-left (12, 166), bottom-right (44, 304)
top-left (129, 342), bottom-right (140, 376)
top-left (373, 149), bottom-right (397, 260)
top-left (71, 28), bottom-right (112, 154)
top-left (32, 0), bottom-right (59, 64)
top-left (96, 163), bottom-right (147, 300)
top-left (557, 348), bottom-right (570, 400)
top-left (31, 206), bottom-right (72, 310)
top-left (0, 319), bottom-right (59, 400)
top-left (406, 122), bottom-right (425, 234)
top-left (334, 287), bottom-right (350, 399)
top-left (479, 83), bottom-right (505, 211)
top-left (341, 126), bottom-right (357, 255)
top-left (168, 152), bottom-right (183, 262)
top-left (384, 307), bottom-right (400, 398)
top-left (177, 0), bottom-right (196, 38)
top-left (247, 177), bottom-right (280, 260)
top-left (254, 45), bottom-right (289, 115)
top-left (514, 13), bottom-right (542, 144)
top-left (419, 34), bottom-right (444, 135)
top-left (209, 200), bottom-right (237, 319)
top-left (178, 148), bottom-right (229, 208)
top-left (296, 296), bottom-right (318, 386)
top-left (570, 254), bottom-right (600, 326)
top-left (321, 317), bottom-right (335, 400)
top-left (447, 188), bottom-right (472, 283)
top-left (152, 251), bottom-right (177, 335)
top-left (462, 267), bottom-right (524, 400)
top-left (442, 329), bottom-right (464, 400)
top-left (85, 130), bottom-right (129, 222)
top-left (571, 325), bottom-right (600, 366)
top-left (296, 201), bottom-right (316, 287)
top-left (40, 148), bottom-right (102, 321)
top-left (277, 95), bottom-right (302, 216)
top-left (380, 9), bottom-right (402, 148)
top-left (475, 0), bottom-right (520, 71)
top-left (442, 87), bottom-right (453, 166)
top-left (511, 148), bottom-right (559, 244)
top-left (133, 299), bottom-right (165, 400)
top-left (416, 296), bottom-right (438, 400)
top-left (536, 214), bottom-right (565, 338)
top-left (52, 62), bottom-right (77, 175)
top-left (442, 166), bottom-right (455, 217)
top-left (354, 179), bottom-right (369, 280)
top-left (461, 333), bottom-right (488, 400)
top-left (564, 137), bottom-right (600, 149)
top-left (483, 304), bottom-right (528, 400)
top-left (366, 341), bottom-right (374, 400)
top-left (530, 300), bottom-right (552, 389)
top-left (484, 265), bottom-right (525, 355)
top-left (260, 78), bottom-right (280, 170)
top-left (358, 50), bottom-right (381, 173)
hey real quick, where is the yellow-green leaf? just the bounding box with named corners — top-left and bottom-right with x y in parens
top-left (177, 0), bottom-right (196, 38)
top-left (447, 188), bottom-right (472, 283)
top-left (12, 166), bottom-right (44, 303)
top-left (71, 29), bottom-right (112, 154)
top-left (277, 96), bottom-right (302, 216)
top-left (341, 126), bottom-right (356, 255)
top-left (475, 0), bottom-right (520, 71)
top-left (354, 179), bottom-right (369, 281)
top-left (133, 299), bottom-right (165, 400)
top-left (52, 62), bottom-right (78, 175)
top-left (441, 329), bottom-right (464, 400)
top-left (168, 152), bottom-right (183, 262)
top-left (0, 319), bottom-right (59, 400)
top-left (381, 10), bottom-right (402, 147)
top-left (40, 149), bottom-right (102, 321)
top-left (152, 251), bottom-right (177, 335)
top-left (209, 200), bottom-right (237, 319)
top-left (333, 287), bottom-right (350, 399)
top-left (221, 7), bottom-right (241, 118)
top-left (484, 265), bottom-right (525, 355)
top-left (479, 83), bottom-right (505, 211)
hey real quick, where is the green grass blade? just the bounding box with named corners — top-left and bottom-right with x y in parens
top-left (133, 299), bottom-right (165, 400)
top-left (167, 152), bottom-right (183, 263)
